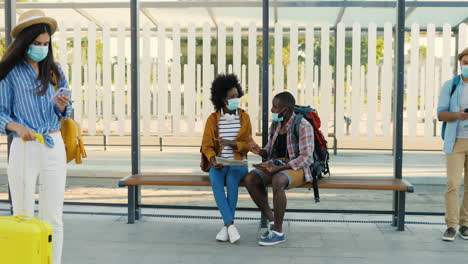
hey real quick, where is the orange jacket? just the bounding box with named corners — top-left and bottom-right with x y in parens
top-left (201, 108), bottom-right (252, 161)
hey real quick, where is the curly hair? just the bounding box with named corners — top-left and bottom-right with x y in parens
top-left (210, 74), bottom-right (244, 111)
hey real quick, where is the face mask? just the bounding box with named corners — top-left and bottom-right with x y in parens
top-left (27, 44), bottom-right (49, 62)
top-left (272, 107), bottom-right (287, 122)
top-left (272, 113), bottom-right (283, 122)
top-left (462, 65), bottom-right (468, 78)
top-left (226, 98), bottom-right (240, 111)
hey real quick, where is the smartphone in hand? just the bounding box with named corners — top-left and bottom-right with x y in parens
top-left (253, 163), bottom-right (265, 169)
top-left (51, 88), bottom-right (71, 103)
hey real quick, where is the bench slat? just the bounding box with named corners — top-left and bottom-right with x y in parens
top-left (120, 173), bottom-right (413, 192)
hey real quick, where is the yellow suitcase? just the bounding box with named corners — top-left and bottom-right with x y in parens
top-left (0, 215), bottom-right (53, 264)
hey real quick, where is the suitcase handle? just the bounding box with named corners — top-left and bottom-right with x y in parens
top-left (14, 215), bottom-right (35, 221)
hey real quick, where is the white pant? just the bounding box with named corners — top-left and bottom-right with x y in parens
top-left (8, 133), bottom-right (67, 264)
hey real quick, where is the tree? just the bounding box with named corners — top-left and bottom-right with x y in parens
top-left (66, 38), bottom-right (104, 66)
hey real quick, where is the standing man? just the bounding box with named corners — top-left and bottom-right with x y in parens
top-left (437, 47), bottom-right (468, 241)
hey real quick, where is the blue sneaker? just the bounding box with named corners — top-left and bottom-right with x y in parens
top-left (260, 223), bottom-right (275, 239)
top-left (259, 231), bottom-right (286, 246)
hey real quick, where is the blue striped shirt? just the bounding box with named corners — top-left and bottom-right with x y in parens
top-left (0, 61), bottom-right (72, 148)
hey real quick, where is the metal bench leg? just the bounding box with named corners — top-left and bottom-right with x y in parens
top-left (397, 191), bottom-right (406, 231)
top-left (392, 190), bottom-right (399, 227)
top-left (103, 135), bottom-right (107, 151)
top-left (135, 185), bottom-right (142, 220)
top-left (260, 212), bottom-right (268, 228)
top-left (128, 186), bottom-right (136, 224)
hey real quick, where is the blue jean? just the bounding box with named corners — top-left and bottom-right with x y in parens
top-left (209, 166), bottom-right (248, 225)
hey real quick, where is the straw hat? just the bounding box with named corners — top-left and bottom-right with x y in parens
top-left (11, 10), bottom-right (57, 38)
top-left (459, 47), bottom-right (468, 61)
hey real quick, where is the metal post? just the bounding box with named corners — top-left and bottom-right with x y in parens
top-left (454, 28), bottom-right (460, 76)
top-left (129, 0), bottom-right (141, 223)
top-left (333, 28), bottom-right (338, 155)
top-left (260, 0), bottom-right (270, 229)
top-left (393, 0), bottom-right (405, 180)
top-left (261, 0), bottom-right (269, 148)
top-left (392, 0), bottom-right (406, 228)
top-left (5, 0), bottom-right (16, 216)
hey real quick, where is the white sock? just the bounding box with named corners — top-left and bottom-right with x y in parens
top-left (272, 231), bottom-right (283, 236)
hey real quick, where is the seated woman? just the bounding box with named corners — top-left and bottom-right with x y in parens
top-left (201, 74), bottom-right (252, 243)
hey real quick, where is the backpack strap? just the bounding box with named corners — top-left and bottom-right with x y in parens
top-left (292, 114), bottom-right (303, 157)
top-left (441, 75), bottom-right (462, 140)
top-left (269, 122), bottom-right (278, 141)
top-left (450, 75), bottom-right (461, 97)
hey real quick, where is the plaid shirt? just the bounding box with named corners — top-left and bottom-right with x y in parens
top-left (264, 112), bottom-right (315, 182)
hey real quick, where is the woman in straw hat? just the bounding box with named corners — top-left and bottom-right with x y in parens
top-left (0, 10), bottom-right (71, 263)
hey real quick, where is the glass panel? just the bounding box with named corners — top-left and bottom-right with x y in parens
top-left (277, 7), bottom-right (339, 25)
top-left (146, 8), bottom-right (213, 26)
top-left (17, 8), bottom-right (90, 26)
top-left (342, 7), bottom-right (395, 26)
top-left (407, 7), bottom-right (467, 26)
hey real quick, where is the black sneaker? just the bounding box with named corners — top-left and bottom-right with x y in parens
top-left (442, 227), bottom-right (457, 241)
top-left (459, 226), bottom-right (468, 240)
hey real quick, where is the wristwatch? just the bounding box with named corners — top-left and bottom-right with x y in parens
top-left (273, 159), bottom-right (286, 166)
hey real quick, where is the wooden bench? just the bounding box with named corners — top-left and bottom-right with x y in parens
top-left (118, 173), bottom-right (414, 230)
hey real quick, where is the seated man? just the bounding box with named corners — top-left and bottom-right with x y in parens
top-left (247, 91), bottom-right (315, 246)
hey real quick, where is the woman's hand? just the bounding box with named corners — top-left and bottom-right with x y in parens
top-left (13, 123), bottom-right (36, 141)
top-left (216, 138), bottom-right (238, 152)
top-left (56, 95), bottom-right (70, 114)
top-left (210, 156), bottom-right (223, 169)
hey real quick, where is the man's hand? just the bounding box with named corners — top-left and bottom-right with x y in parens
top-left (457, 110), bottom-right (468, 120)
top-left (253, 161), bottom-right (272, 169)
top-left (249, 137), bottom-right (262, 155)
top-left (265, 164), bottom-right (283, 175)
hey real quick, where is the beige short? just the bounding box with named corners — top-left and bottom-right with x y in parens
top-left (251, 161), bottom-right (306, 190)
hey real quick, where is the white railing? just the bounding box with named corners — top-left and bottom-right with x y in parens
top-left (53, 22), bottom-right (468, 139)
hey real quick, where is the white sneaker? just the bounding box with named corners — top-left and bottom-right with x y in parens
top-left (228, 225), bottom-right (240, 244)
top-left (216, 226), bottom-right (229, 242)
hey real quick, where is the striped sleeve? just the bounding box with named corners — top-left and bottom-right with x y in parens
top-left (0, 76), bottom-right (14, 134)
top-left (288, 119), bottom-right (314, 170)
top-left (54, 64), bottom-right (73, 120)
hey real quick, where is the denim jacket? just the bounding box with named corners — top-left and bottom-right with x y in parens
top-left (437, 75), bottom-right (464, 154)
